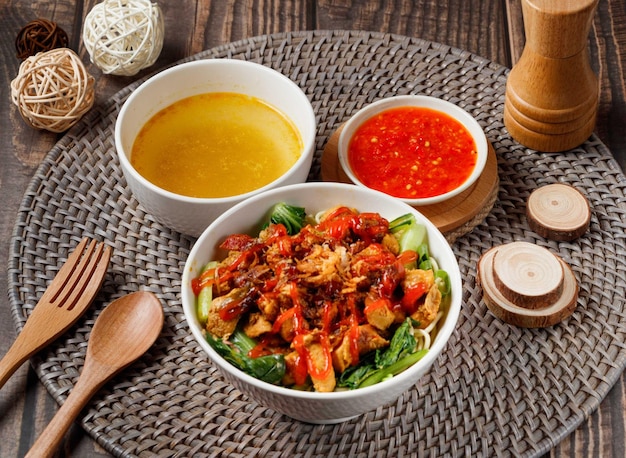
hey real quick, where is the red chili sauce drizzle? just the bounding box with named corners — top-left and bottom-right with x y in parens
top-left (347, 106), bottom-right (478, 199)
top-left (193, 207), bottom-right (439, 390)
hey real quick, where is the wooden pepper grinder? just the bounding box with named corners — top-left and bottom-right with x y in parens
top-left (504, 0), bottom-right (599, 152)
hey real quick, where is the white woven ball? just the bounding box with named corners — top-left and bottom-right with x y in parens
top-left (10, 48), bottom-right (95, 133)
top-left (83, 0), bottom-right (164, 76)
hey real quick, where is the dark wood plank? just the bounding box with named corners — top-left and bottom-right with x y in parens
top-left (591, 0), bottom-right (626, 171)
top-left (1, 1), bottom-right (81, 455)
top-left (505, 1), bottom-right (626, 457)
top-left (316, 0), bottom-right (510, 66)
top-left (504, 0), bottom-right (524, 64)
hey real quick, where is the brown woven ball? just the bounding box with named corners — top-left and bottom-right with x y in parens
top-left (10, 48), bottom-right (95, 133)
top-left (15, 18), bottom-right (69, 60)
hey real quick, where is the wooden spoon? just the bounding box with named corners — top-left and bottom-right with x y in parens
top-left (25, 291), bottom-right (164, 458)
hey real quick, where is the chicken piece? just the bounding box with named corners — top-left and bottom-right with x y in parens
top-left (296, 244), bottom-right (347, 286)
top-left (273, 284), bottom-right (298, 341)
top-left (411, 284), bottom-right (441, 329)
top-left (332, 337), bottom-right (353, 373)
top-left (278, 312), bottom-right (296, 342)
top-left (282, 351), bottom-right (299, 386)
top-left (404, 268), bottom-right (435, 290)
top-left (351, 244), bottom-right (394, 277)
top-left (364, 299), bottom-right (396, 331)
top-left (282, 336), bottom-right (336, 392)
top-left (264, 240), bottom-right (294, 266)
top-left (204, 287), bottom-right (246, 338)
top-left (257, 292), bottom-right (279, 321)
top-left (400, 268), bottom-right (436, 324)
top-left (306, 339), bottom-right (336, 393)
top-left (243, 312), bottom-right (273, 338)
top-left (356, 324), bottom-right (390, 354)
top-left (332, 324), bottom-right (389, 373)
top-left (381, 233), bottom-right (400, 255)
top-left (341, 275), bottom-right (368, 295)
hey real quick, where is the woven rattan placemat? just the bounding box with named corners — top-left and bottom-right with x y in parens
top-left (8, 30), bottom-right (626, 457)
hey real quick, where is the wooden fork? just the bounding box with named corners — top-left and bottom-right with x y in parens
top-left (0, 238), bottom-right (111, 388)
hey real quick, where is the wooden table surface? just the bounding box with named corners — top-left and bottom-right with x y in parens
top-left (1, 1), bottom-right (624, 456)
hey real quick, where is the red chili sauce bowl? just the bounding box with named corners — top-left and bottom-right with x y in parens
top-left (338, 95), bottom-right (488, 206)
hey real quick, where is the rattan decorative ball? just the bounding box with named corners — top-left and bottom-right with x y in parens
top-left (10, 48), bottom-right (95, 133)
top-left (82, 0), bottom-right (164, 76)
top-left (15, 18), bottom-right (69, 60)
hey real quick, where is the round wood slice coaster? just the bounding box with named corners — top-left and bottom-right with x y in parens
top-left (492, 242), bottom-right (564, 310)
top-left (526, 183), bottom-right (591, 241)
top-left (321, 124), bottom-right (499, 235)
top-left (477, 241), bottom-right (579, 328)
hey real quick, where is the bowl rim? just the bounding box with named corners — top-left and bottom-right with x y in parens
top-left (337, 94), bottom-right (488, 206)
top-left (114, 59), bottom-right (317, 204)
top-left (181, 181), bottom-right (462, 401)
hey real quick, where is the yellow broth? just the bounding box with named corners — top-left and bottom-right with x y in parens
top-left (130, 92), bottom-right (303, 198)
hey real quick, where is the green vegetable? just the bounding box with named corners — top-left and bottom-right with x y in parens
top-left (389, 214), bottom-right (427, 254)
top-left (337, 353), bottom-right (377, 389)
top-left (358, 348), bottom-right (428, 388)
top-left (229, 327), bottom-right (259, 354)
top-left (338, 318), bottom-right (426, 389)
top-left (435, 270), bottom-right (451, 296)
top-left (265, 202), bottom-right (306, 235)
top-left (197, 261), bottom-right (218, 326)
top-left (417, 243), bottom-right (432, 270)
top-left (374, 318), bottom-right (417, 368)
top-left (388, 213), bottom-right (414, 233)
top-left (415, 243), bottom-right (451, 297)
top-left (206, 328), bottom-right (286, 385)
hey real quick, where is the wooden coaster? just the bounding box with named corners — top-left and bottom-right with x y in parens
top-left (321, 124), bottom-right (500, 234)
top-left (477, 241), bottom-right (579, 328)
top-left (526, 183), bottom-right (591, 241)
